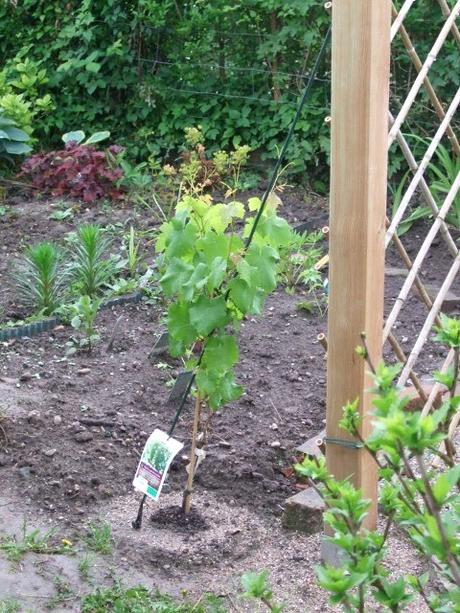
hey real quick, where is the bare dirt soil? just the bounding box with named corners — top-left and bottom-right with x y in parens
top-left (0, 189), bottom-right (457, 611)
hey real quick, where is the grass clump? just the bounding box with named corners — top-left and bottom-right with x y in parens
top-left (0, 599), bottom-right (21, 613)
top-left (81, 584), bottom-right (227, 613)
top-left (0, 524), bottom-right (72, 564)
top-left (85, 521), bottom-right (114, 555)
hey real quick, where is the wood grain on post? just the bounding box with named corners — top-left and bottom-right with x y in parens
top-left (326, 0), bottom-right (391, 534)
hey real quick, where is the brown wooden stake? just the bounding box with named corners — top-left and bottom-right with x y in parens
top-left (325, 0), bottom-right (391, 547)
top-left (182, 394), bottom-right (202, 514)
top-left (317, 332), bottom-right (328, 354)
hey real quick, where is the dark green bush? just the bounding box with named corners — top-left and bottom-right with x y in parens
top-left (0, 0), bottom-right (457, 183)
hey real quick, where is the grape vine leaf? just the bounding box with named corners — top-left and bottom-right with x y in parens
top-left (189, 295), bottom-right (228, 336)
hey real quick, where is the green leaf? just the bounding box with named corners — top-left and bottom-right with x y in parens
top-left (256, 214), bottom-right (293, 247)
top-left (248, 197), bottom-right (262, 212)
top-left (189, 296), bottom-right (228, 336)
top-left (160, 258), bottom-right (195, 297)
top-left (246, 244), bottom-right (279, 292)
top-left (167, 302), bottom-right (197, 356)
top-left (85, 61), bottom-right (101, 73)
top-left (206, 257), bottom-right (227, 291)
top-left (236, 258), bottom-right (256, 284)
top-left (202, 335), bottom-right (239, 371)
top-left (228, 278), bottom-right (265, 315)
top-left (83, 130), bottom-right (110, 145)
top-left (432, 465), bottom-right (460, 505)
top-left (3, 141), bottom-right (31, 154)
top-left (165, 218), bottom-right (197, 260)
top-left (182, 262), bottom-right (210, 301)
top-left (3, 126), bottom-right (30, 142)
top-left (241, 570), bottom-right (271, 599)
top-left (71, 316), bottom-right (81, 329)
top-left (62, 130), bottom-right (85, 144)
top-left (196, 232), bottom-right (230, 264)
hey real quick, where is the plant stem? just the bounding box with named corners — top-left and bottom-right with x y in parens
top-left (415, 454), bottom-right (460, 586)
top-left (182, 393), bottom-right (202, 513)
top-left (450, 346), bottom-right (459, 402)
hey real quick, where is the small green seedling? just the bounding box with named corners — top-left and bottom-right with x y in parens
top-left (241, 571), bottom-right (284, 612)
top-left (69, 295), bottom-right (101, 352)
top-left (85, 521), bottom-right (114, 555)
top-left (124, 226), bottom-right (142, 278)
top-left (78, 553), bottom-right (94, 580)
top-left (278, 230), bottom-right (323, 294)
top-left (49, 207), bottom-right (74, 221)
top-left (47, 576), bottom-right (75, 609)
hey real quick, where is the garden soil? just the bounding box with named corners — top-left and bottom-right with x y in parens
top-left (0, 190), bottom-right (457, 611)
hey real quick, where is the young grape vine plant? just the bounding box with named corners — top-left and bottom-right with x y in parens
top-left (156, 194), bottom-right (294, 511)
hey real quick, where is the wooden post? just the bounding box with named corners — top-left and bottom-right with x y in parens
top-left (325, 0), bottom-right (391, 547)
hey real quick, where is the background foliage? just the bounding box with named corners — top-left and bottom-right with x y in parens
top-left (0, 0), bottom-right (458, 183)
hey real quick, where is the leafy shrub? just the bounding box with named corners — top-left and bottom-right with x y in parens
top-left (67, 224), bottom-right (119, 296)
top-left (278, 229), bottom-right (324, 294)
top-left (0, 57), bottom-right (54, 138)
top-left (295, 315), bottom-right (460, 612)
top-left (12, 242), bottom-right (66, 315)
top-left (21, 142), bottom-right (124, 203)
top-left (0, 109), bottom-right (31, 160)
top-left (157, 192), bottom-right (294, 509)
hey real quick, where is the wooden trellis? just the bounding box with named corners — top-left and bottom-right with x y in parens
top-left (326, 0), bottom-right (459, 537)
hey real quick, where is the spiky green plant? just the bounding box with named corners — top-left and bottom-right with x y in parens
top-left (13, 242), bottom-right (65, 315)
top-left (68, 224), bottom-right (117, 297)
top-left (429, 143), bottom-right (460, 229)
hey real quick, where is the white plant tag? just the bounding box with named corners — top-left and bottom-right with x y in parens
top-left (133, 429), bottom-right (183, 501)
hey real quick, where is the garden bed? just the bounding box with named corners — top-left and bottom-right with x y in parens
top-left (0, 190), bottom-right (457, 611)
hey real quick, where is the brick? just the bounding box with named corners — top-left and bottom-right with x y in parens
top-left (420, 284), bottom-right (460, 314)
top-left (400, 383), bottom-right (443, 412)
top-left (282, 487), bottom-right (325, 534)
top-left (385, 267), bottom-right (408, 278)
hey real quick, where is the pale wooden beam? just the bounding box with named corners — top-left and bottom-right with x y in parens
top-left (325, 0), bottom-right (392, 547)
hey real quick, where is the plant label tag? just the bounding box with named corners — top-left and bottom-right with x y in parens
top-left (167, 371), bottom-right (194, 406)
top-left (149, 332), bottom-right (169, 360)
top-left (133, 429), bottom-right (183, 501)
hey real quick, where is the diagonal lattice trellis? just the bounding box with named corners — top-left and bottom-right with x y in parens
top-left (385, 0), bottom-right (460, 442)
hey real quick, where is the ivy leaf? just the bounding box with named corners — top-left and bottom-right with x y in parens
top-left (189, 296), bottom-right (228, 336)
top-left (202, 334), bottom-right (239, 371)
top-left (160, 258), bottom-right (194, 297)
